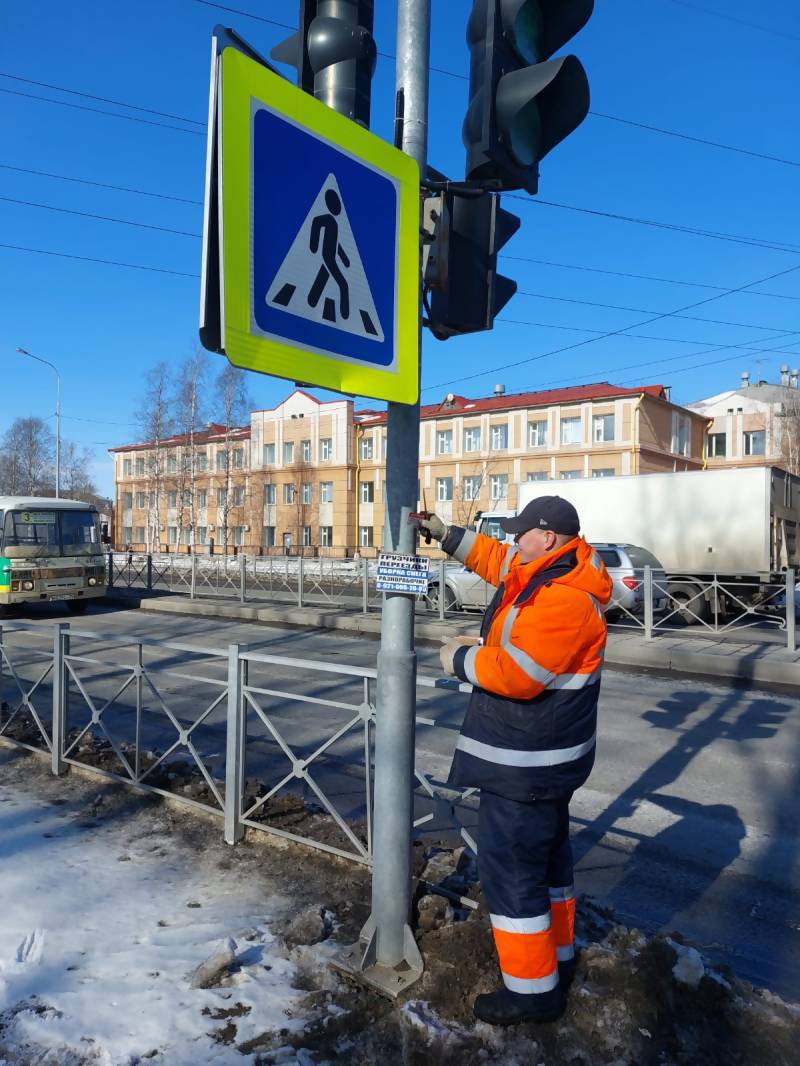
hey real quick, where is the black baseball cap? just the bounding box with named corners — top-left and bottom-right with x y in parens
top-left (500, 496), bottom-right (580, 537)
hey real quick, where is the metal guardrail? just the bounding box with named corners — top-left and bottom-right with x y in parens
top-left (0, 621), bottom-right (476, 865)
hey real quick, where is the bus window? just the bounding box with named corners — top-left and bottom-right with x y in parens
top-left (4, 510), bottom-right (59, 553)
top-left (61, 510), bottom-right (101, 556)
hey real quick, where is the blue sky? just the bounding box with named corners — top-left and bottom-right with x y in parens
top-left (3, 0), bottom-right (799, 497)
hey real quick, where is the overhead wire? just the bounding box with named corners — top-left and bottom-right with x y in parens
top-left (0, 242), bottom-right (200, 278)
top-left (0, 87), bottom-right (204, 135)
top-left (0, 163), bottom-right (204, 206)
top-left (662, 0), bottom-right (800, 43)
top-left (0, 195), bottom-right (203, 238)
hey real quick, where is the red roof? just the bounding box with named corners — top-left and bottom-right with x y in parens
top-left (109, 423), bottom-right (250, 454)
top-left (355, 382), bottom-right (668, 424)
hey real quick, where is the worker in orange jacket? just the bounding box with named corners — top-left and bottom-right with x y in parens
top-left (418, 496), bottom-right (612, 1026)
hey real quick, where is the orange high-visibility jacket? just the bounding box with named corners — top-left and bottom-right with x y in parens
top-left (442, 527), bottom-right (613, 801)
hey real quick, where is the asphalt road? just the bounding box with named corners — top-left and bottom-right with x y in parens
top-left (2, 599), bottom-right (799, 1002)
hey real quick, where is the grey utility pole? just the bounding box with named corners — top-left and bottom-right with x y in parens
top-left (357, 0), bottom-right (430, 995)
top-left (17, 346), bottom-right (61, 498)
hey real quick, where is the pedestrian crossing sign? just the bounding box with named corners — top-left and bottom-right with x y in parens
top-left (206, 44), bottom-right (419, 404)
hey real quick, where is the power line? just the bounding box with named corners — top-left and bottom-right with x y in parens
top-left (0, 196), bottom-right (203, 239)
top-left (0, 163), bottom-right (204, 206)
top-left (421, 261), bottom-right (800, 392)
top-left (61, 414), bottom-right (139, 426)
top-left (0, 72), bottom-right (205, 125)
top-left (506, 194), bottom-right (800, 254)
top-left (0, 87), bottom-right (204, 135)
top-left (501, 254), bottom-right (800, 302)
top-left (663, 0), bottom-right (800, 43)
top-left (0, 242), bottom-right (200, 278)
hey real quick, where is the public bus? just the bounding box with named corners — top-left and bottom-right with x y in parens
top-left (0, 497), bottom-right (107, 615)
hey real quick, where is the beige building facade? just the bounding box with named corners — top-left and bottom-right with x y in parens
top-left (111, 383), bottom-right (708, 556)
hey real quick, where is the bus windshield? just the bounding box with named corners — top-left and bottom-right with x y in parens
top-left (2, 509), bottom-right (101, 559)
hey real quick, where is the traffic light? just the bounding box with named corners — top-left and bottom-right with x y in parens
top-left (271, 1), bottom-right (377, 126)
top-left (425, 192), bottom-right (520, 339)
top-left (463, 0), bottom-right (593, 193)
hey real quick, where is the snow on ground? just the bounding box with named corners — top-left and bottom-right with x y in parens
top-left (0, 774), bottom-right (318, 1066)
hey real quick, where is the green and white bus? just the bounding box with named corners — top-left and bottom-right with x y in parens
top-left (0, 497), bottom-right (107, 614)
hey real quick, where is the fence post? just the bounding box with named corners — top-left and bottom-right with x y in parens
top-left (438, 557), bottom-right (446, 623)
top-left (239, 552), bottom-right (246, 605)
top-left (190, 552), bottom-right (197, 600)
top-left (146, 553), bottom-right (153, 591)
top-left (51, 622), bottom-right (69, 775)
top-left (107, 552), bottom-right (114, 590)
top-left (297, 554), bottom-right (304, 608)
top-left (224, 643), bottom-right (246, 845)
top-left (643, 565), bottom-right (654, 641)
top-left (786, 569), bottom-right (796, 654)
top-left (362, 555), bottom-right (369, 615)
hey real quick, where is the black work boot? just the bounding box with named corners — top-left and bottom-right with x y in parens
top-left (473, 985), bottom-right (565, 1026)
top-left (559, 957), bottom-right (577, 994)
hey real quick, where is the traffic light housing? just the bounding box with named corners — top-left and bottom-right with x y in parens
top-left (271, 1), bottom-right (377, 126)
top-left (426, 192), bottom-right (520, 339)
top-left (463, 0), bottom-right (593, 193)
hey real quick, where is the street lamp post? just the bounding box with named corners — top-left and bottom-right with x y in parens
top-left (16, 346), bottom-right (61, 498)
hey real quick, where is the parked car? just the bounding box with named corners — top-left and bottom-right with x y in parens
top-left (424, 542), bottom-right (668, 620)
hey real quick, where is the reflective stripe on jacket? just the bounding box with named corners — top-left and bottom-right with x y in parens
top-left (443, 527), bottom-right (613, 801)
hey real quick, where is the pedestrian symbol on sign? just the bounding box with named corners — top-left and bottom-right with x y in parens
top-left (266, 173), bottom-right (384, 342)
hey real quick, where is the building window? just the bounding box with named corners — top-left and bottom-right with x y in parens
top-left (122, 492), bottom-right (133, 509)
top-left (134, 526), bottom-right (145, 543)
top-left (528, 420), bottom-right (548, 447)
top-left (672, 413), bottom-right (690, 456)
top-left (283, 442), bottom-right (294, 464)
top-left (708, 432), bottom-right (727, 458)
top-left (233, 486), bottom-right (246, 507)
top-left (302, 439), bottom-right (312, 462)
top-left (320, 526), bottom-right (333, 547)
top-left (490, 424), bottom-right (508, 450)
top-left (463, 475), bottom-right (481, 501)
top-left (123, 459), bottom-right (132, 477)
top-left (320, 481), bottom-right (333, 503)
top-left (167, 491), bottom-right (178, 508)
top-left (560, 469), bottom-right (581, 480)
top-left (263, 525), bottom-right (275, 547)
top-left (122, 526), bottom-right (133, 544)
top-left (301, 481), bottom-right (312, 504)
top-left (168, 526), bottom-right (178, 545)
top-left (264, 484), bottom-right (276, 505)
top-left (263, 443), bottom-right (275, 465)
top-left (360, 480), bottom-right (375, 503)
top-left (232, 448), bottom-right (244, 469)
top-left (463, 426), bottom-right (481, 452)
top-left (359, 525), bottom-right (373, 547)
top-left (197, 526), bottom-right (207, 544)
top-left (437, 429), bottom-right (453, 454)
top-left (198, 489), bottom-right (207, 509)
top-left (232, 526), bottom-right (244, 546)
top-left (133, 457), bottom-right (145, 475)
top-left (527, 471), bottom-right (547, 481)
top-left (283, 483), bottom-right (295, 505)
top-left (301, 526), bottom-right (312, 546)
top-left (216, 452), bottom-right (227, 472)
top-left (182, 528), bottom-right (192, 546)
top-left (593, 414), bottom-right (615, 443)
top-left (217, 487), bottom-right (228, 507)
top-left (592, 468), bottom-right (615, 478)
top-left (436, 477), bottom-right (454, 502)
top-left (134, 492), bottom-right (145, 508)
top-left (163, 456), bottom-right (175, 474)
top-left (743, 430), bottom-right (765, 456)
top-left (490, 474), bottom-right (508, 501)
top-left (196, 452), bottom-right (208, 472)
top-left (560, 417), bottom-right (582, 445)
top-left (320, 438), bottom-right (333, 460)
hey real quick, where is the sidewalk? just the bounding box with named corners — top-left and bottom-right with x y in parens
top-left (106, 589), bottom-right (800, 689)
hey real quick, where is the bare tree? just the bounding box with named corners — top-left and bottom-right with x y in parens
top-left (60, 441), bottom-right (98, 501)
top-left (0, 417), bottom-right (55, 495)
top-left (212, 363), bottom-right (252, 552)
top-left (453, 461), bottom-right (490, 529)
top-left (779, 389), bottom-right (800, 476)
top-left (134, 362), bottom-right (174, 552)
top-left (172, 352), bottom-right (209, 551)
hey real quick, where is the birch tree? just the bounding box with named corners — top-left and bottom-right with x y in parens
top-left (134, 361), bottom-right (174, 552)
top-left (212, 363), bottom-right (252, 552)
top-left (173, 352), bottom-right (209, 551)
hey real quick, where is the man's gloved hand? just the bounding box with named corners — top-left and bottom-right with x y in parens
top-left (439, 635), bottom-right (481, 676)
top-left (417, 513), bottom-right (447, 541)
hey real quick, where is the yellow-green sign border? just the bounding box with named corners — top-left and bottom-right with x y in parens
top-left (220, 48), bottom-right (420, 404)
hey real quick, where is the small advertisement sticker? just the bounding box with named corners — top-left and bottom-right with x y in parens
top-left (376, 552), bottom-right (430, 596)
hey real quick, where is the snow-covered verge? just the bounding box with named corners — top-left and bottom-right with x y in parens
top-left (1, 742), bottom-right (798, 1066)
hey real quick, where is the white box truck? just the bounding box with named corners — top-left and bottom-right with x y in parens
top-left (474, 466), bottom-right (799, 621)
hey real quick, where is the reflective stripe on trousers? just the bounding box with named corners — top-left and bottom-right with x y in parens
top-left (549, 884), bottom-right (576, 962)
top-left (490, 912), bottom-right (559, 994)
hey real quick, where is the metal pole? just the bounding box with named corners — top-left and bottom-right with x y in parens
top-left (297, 553), bottom-right (304, 608)
top-left (107, 552), bottom-right (114, 590)
top-left (224, 643), bottom-right (246, 845)
top-left (51, 623), bottom-right (69, 775)
top-left (240, 551), bottom-right (246, 605)
top-left (643, 565), bottom-right (654, 641)
top-left (438, 556), bottom-right (446, 623)
top-left (15, 347), bottom-right (60, 497)
top-left (146, 553), bottom-right (153, 591)
top-left (360, 0), bottom-right (428, 990)
top-left (786, 568), bottom-right (796, 653)
top-left (362, 554), bottom-right (369, 615)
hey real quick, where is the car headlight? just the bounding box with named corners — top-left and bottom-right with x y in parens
top-left (22, 580), bottom-right (35, 591)
top-left (88, 577), bottom-right (97, 586)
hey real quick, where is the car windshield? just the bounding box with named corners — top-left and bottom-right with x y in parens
top-left (625, 545), bottom-right (663, 569)
top-left (2, 509), bottom-right (100, 559)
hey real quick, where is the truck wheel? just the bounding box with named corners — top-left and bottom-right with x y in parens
top-left (668, 585), bottom-right (709, 625)
top-left (425, 583), bottom-right (458, 613)
top-left (66, 600), bottom-right (89, 614)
